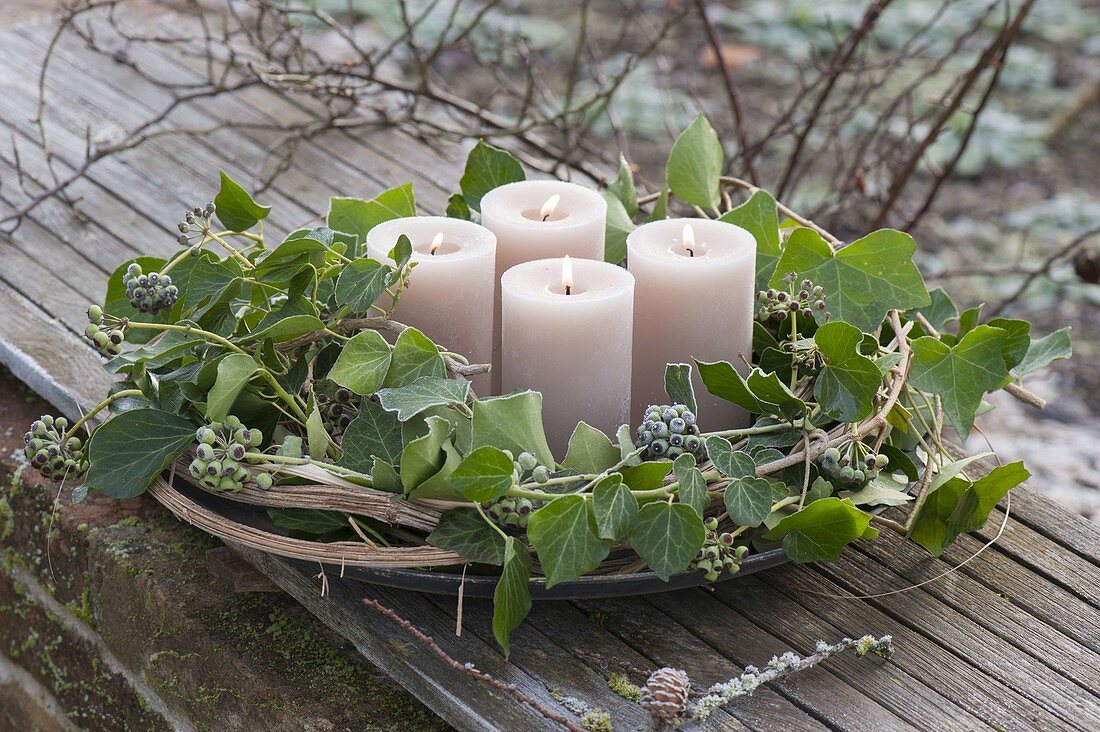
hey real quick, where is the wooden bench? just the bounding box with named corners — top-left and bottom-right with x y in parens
top-left (1, 11), bottom-right (1098, 731)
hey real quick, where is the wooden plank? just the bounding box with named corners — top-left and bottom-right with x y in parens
top-left (576, 594), bottom-right (913, 732)
top-left (991, 491), bottom-right (1100, 566)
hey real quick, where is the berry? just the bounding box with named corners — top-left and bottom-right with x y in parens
top-left (123, 263), bottom-right (177, 314)
top-left (690, 520), bottom-right (748, 582)
top-left (817, 441), bottom-right (884, 490)
top-left (23, 415), bottom-right (87, 482)
top-left (185, 417), bottom-right (266, 493)
top-left (87, 305), bottom-right (103, 324)
top-left (254, 473), bottom-right (274, 490)
top-left (487, 496), bottom-right (540, 528)
top-left (315, 386), bottom-right (361, 438)
top-left (636, 404), bottom-right (705, 461)
top-left (532, 465), bottom-right (550, 484)
top-left (517, 452), bottom-right (538, 472)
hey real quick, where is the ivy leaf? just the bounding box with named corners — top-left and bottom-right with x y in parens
top-left (616, 424), bottom-right (641, 466)
top-left (267, 508), bottom-right (346, 535)
top-left (646, 189), bottom-right (669, 222)
top-left (328, 330), bottom-right (393, 395)
top-left (705, 436), bottom-right (756, 479)
top-left (909, 462), bottom-right (1028, 556)
top-left (493, 536), bottom-right (532, 658)
top-left (460, 140), bottom-right (525, 210)
top-left (205, 353), bottom-right (258, 422)
top-left (621, 461), bottom-right (673, 489)
top-left (84, 409), bottom-right (197, 499)
top-left (182, 255), bottom-right (243, 317)
top-left (987, 317), bottom-right (1031, 372)
top-left (764, 497), bottom-right (873, 563)
top-left (602, 191), bottom-right (634, 264)
top-left (918, 287), bottom-right (958, 332)
top-left (335, 258), bottom-right (393, 315)
top-left (471, 391), bottom-right (555, 470)
top-left (814, 321), bottom-right (881, 422)
top-left (719, 190), bottom-right (781, 290)
top-left (724, 476), bottom-right (773, 527)
top-left (400, 416), bottom-right (451, 494)
top-left (254, 229), bottom-right (331, 282)
top-left (428, 509), bottom-right (506, 566)
top-left (446, 194), bottom-right (472, 221)
top-left (450, 446), bottom-right (516, 503)
top-left (696, 361), bottom-right (804, 420)
top-left (629, 503), bottom-right (706, 581)
top-left (1015, 327), bottom-right (1071, 377)
top-left (384, 327), bottom-right (446, 387)
top-left (338, 400), bottom-right (403, 471)
top-left (371, 458), bottom-right (402, 493)
top-left (591, 475), bottom-right (638, 541)
top-left (666, 114), bottom-right (722, 210)
top-left (770, 228), bottom-right (930, 331)
top-left (664, 363), bottom-right (697, 414)
top-left (305, 401), bottom-right (331, 461)
top-left (842, 480), bottom-right (914, 507)
top-left (563, 422), bottom-right (620, 474)
top-left (673, 453), bottom-right (709, 517)
top-left (377, 377), bottom-right (470, 422)
top-left (909, 325), bottom-right (1009, 437)
top-left (327, 184), bottom-right (416, 245)
top-left (242, 297), bottom-right (325, 344)
top-left (606, 154), bottom-right (638, 216)
top-left (528, 495), bottom-right (611, 587)
top-left (214, 170), bottom-right (270, 231)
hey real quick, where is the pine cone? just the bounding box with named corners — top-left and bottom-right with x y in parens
top-left (641, 667), bottom-right (691, 726)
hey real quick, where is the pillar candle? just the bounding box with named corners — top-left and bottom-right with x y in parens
top-left (501, 257), bottom-right (634, 457)
top-left (628, 218), bottom-right (756, 429)
top-left (480, 181), bottom-right (607, 393)
top-left (366, 216), bottom-right (496, 394)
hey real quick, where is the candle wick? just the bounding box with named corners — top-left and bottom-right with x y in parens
top-left (542, 213), bottom-right (551, 222)
top-left (686, 247), bottom-right (695, 257)
top-left (565, 284), bottom-right (571, 296)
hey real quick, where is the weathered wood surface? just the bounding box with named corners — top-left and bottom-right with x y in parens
top-left (1, 11), bottom-right (1098, 731)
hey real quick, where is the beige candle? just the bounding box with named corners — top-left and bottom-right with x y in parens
top-left (628, 218), bottom-right (756, 429)
top-left (480, 181), bottom-right (607, 393)
top-left (501, 257), bottom-right (634, 457)
top-left (366, 216), bottom-right (496, 394)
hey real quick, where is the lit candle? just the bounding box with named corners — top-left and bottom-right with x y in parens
top-left (501, 257), bottom-right (634, 456)
top-left (366, 216), bottom-right (496, 394)
top-left (628, 218), bottom-right (756, 428)
top-left (480, 181), bottom-right (607, 393)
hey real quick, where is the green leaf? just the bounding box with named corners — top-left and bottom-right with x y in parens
top-left (764, 497), bottom-right (872, 563)
top-left (84, 409), bottom-right (197, 499)
top-left (305, 401), bottom-right (331, 461)
top-left (182, 255), bottom-right (243, 316)
top-left (663, 363), bottom-right (697, 414)
top-left (918, 287), bottom-right (958, 332)
top-left (666, 114), bottom-right (722, 210)
top-left (242, 297), bottom-right (324, 344)
top-left (629, 502), bottom-right (706, 581)
top-left (328, 331), bottom-right (393, 395)
top-left (472, 391), bottom-right (555, 470)
top-left (205, 353), bottom-right (258, 422)
top-left (705, 436), bottom-right (756, 479)
top-left (562, 422), bottom-right (620, 475)
top-left (400, 416), bottom-right (451, 494)
top-left (267, 508), bottom-right (346, 535)
top-left (428, 509), bottom-right (506, 565)
top-left (527, 495), bottom-right (611, 588)
top-left (1015, 327), bottom-right (1071, 377)
top-left (376, 377), bottom-right (470, 421)
top-left (371, 458), bottom-right (402, 493)
top-left (409, 438), bottom-right (465, 501)
top-left (338, 400), bottom-right (404, 471)
top-left (842, 480), bottom-right (914, 507)
top-left (814, 321), bottom-right (881, 422)
top-left (646, 189), bottom-right (669, 222)
top-left (987, 318), bottom-right (1031, 372)
top-left (253, 229), bottom-right (330, 282)
top-left (446, 194), bottom-right (472, 221)
top-left (909, 325), bottom-right (1009, 437)
top-left (909, 462), bottom-right (1028, 555)
top-left (591, 475), bottom-right (638, 541)
top-left (697, 362), bottom-right (804, 420)
top-left (602, 191), bottom-right (634, 264)
top-left (606, 154), bottom-right (638, 216)
top-left (723, 476), bottom-right (773, 527)
top-left (335, 258), bottom-right (393, 315)
top-left (384, 327), bottom-right (446, 387)
top-left (327, 184), bottom-right (416, 244)
top-left (720, 190), bottom-right (781, 290)
top-left (493, 536), bottom-right (532, 658)
top-left (214, 170), bottom-right (270, 231)
top-left (673, 453), bottom-right (709, 517)
top-left (616, 424), bottom-right (641, 466)
top-left (450, 446), bottom-right (516, 503)
top-left (620, 461), bottom-right (673, 489)
top-left (770, 228), bottom-right (930, 331)
top-left (460, 141), bottom-right (525, 210)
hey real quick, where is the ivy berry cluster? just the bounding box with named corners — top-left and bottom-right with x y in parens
top-left (84, 305), bottom-right (125, 357)
top-left (123, 263), bottom-right (178, 314)
top-left (690, 517), bottom-right (748, 581)
top-left (636, 404), bottom-right (703, 460)
top-left (315, 387), bottom-right (361, 437)
top-left (187, 416), bottom-right (271, 493)
top-left (176, 202), bottom-right (216, 246)
top-left (487, 451), bottom-right (549, 527)
top-left (817, 441), bottom-right (889, 490)
top-left (756, 273), bottom-right (830, 324)
top-left (24, 415), bottom-right (88, 481)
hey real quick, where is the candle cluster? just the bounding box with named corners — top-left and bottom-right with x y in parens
top-left (369, 181), bottom-right (756, 454)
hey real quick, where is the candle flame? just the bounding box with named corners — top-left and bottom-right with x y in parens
top-left (540, 194), bottom-right (561, 221)
top-left (562, 255), bottom-right (573, 295)
top-left (682, 224), bottom-right (696, 257)
top-left (429, 232), bottom-right (444, 255)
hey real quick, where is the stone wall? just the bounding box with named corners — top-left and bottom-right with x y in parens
top-left (0, 367), bottom-right (449, 732)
